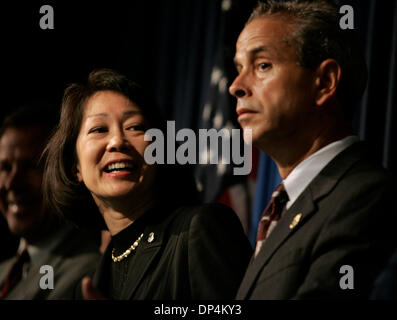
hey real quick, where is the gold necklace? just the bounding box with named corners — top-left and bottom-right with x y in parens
top-left (111, 233), bottom-right (144, 262)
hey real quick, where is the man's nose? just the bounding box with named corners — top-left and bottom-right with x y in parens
top-left (2, 166), bottom-right (23, 190)
top-left (229, 73), bottom-right (251, 98)
top-left (106, 129), bottom-right (131, 152)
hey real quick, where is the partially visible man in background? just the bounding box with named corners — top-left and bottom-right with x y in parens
top-left (0, 104), bottom-right (101, 299)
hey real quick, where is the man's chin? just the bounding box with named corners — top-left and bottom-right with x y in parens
top-left (243, 129), bottom-right (264, 149)
top-left (250, 132), bottom-right (281, 154)
top-left (6, 211), bottom-right (43, 237)
top-left (7, 220), bottom-right (35, 237)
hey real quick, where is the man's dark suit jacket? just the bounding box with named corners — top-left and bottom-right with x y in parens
top-left (371, 248), bottom-right (397, 299)
top-left (0, 224), bottom-right (101, 299)
top-left (91, 203), bottom-right (252, 299)
top-left (237, 142), bottom-right (397, 299)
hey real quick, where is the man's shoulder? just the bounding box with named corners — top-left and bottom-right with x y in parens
top-left (52, 224), bottom-right (101, 259)
top-left (319, 141), bottom-right (390, 187)
top-left (49, 227), bottom-right (101, 279)
top-left (305, 141), bottom-right (393, 224)
top-left (299, 141), bottom-right (392, 219)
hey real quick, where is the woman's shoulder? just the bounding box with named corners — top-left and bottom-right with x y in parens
top-left (163, 202), bottom-right (242, 232)
top-left (172, 202), bottom-right (236, 219)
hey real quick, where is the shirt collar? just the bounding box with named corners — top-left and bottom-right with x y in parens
top-left (283, 136), bottom-right (359, 210)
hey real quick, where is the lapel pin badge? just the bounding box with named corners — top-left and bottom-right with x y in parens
top-left (289, 213), bottom-right (302, 229)
top-left (147, 232), bottom-right (155, 243)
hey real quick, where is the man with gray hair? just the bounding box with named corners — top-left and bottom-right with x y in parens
top-left (229, 0), bottom-right (396, 299)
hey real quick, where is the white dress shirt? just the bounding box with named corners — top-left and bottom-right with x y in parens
top-left (283, 136), bottom-right (359, 210)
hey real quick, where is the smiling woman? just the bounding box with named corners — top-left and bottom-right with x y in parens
top-left (42, 69), bottom-right (252, 300)
top-left (74, 90), bottom-right (158, 232)
top-left (43, 69), bottom-right (167, 230)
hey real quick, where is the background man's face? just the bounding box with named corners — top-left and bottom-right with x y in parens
top-left (229, 17), bottom-right (318, 148)
top-left (0, 126), bottom-right (46, 236)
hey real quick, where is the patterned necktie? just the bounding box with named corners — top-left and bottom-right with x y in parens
top-left (254, 184), bottom-right (289, 257)
top-left (0, 249), bottom-right (30, 299)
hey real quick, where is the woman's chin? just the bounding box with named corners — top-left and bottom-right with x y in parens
top-left (106, 188), bottom-right (140, 199)
top-left (95, 185), bottom-right (147, 203)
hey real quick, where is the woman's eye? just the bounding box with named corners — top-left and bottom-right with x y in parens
top-left (88, 127), bottom-right (107, 134)
top-left (126, 124), bottom-right (145, 132)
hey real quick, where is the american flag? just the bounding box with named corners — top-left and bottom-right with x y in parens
top-left (194, 0), bottom-right (258, 235)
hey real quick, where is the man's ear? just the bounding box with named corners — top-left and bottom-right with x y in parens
top-left (314, 59), bottom-right (342, 107)
top-left (74, 163), bottom-right (83, 182)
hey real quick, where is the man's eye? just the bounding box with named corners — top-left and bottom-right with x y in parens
top-left (88, 127), bottom-right (107, 134)
top-left (0, 162), bottom-right (11, 172)
top-left (258, 63), bottom-right (271, 71)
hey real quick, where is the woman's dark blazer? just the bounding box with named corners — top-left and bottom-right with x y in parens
top-left (92, 203), bottom-right (252, 300)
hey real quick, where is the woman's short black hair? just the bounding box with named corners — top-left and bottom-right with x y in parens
top-left (42, 68), bottom-right (198, 229)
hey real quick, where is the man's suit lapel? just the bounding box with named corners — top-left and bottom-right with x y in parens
top-left (25, 252), bottom-right (65, 299)
top-left (237, 142), bottom-right (364, 299)
top-left (6, 244), bottom-right (68, 299)
top-left (6, 226), bottom-right (77, 299)
top-left (237, 190), bottom-right (317, 299)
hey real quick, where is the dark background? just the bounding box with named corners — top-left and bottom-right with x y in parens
top-left (1, 0), bottom-right (395, 166)
top-left (1, 1), bottom-right (255, 126)
top-left (0, 0), bottom-right (396, 255)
